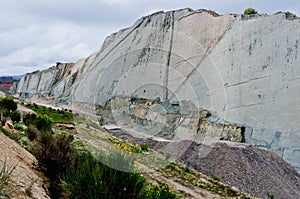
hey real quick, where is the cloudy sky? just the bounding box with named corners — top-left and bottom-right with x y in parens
top-left (0, 0), bottom-right (299, 76)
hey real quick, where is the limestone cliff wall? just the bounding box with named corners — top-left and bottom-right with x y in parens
top-left (14, 9), bottom-right (300, 170)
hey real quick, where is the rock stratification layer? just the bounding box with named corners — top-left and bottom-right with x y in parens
top-left (14, 9), bottom-right (300, 171)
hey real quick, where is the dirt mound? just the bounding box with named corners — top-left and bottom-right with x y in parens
top-left (175, 141), bottom-right (300, 199)
top-left (0, 130), bottom-right (49, 198)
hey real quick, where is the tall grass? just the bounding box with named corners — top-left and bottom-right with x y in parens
top-left (62, 151), bottom-right (146, 199)
top-left (0, 159), bottom-right (16, 197)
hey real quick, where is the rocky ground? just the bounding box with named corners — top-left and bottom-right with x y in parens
top-left (108, 127), bottom-right (300, 199)
top-left (0, 129), bottom-right (49, 199)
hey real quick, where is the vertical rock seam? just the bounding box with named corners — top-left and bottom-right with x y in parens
top-left (163, 11), bottom-right (175, 101)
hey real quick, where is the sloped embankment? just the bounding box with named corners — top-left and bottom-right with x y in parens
top-left (0, 129), bottom-right (49, 198)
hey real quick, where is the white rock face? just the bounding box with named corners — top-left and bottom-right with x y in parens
top-left (14, 9), bottom-right (300, 171)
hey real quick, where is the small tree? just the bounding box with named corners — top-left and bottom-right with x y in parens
top-left (0, 97), bottom-right (17, 112)
top-left (244, 7), bottom-right (258, 15)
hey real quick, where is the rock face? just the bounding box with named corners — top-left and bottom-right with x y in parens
top-left (0, 130), bottom-right (49, 199)
top-left (14, 9), bottom-right (300, 171)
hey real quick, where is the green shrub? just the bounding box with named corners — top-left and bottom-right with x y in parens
top-left (99, 117), bottom-right (105, 126)
top-left (0, 97), bottom-right (17, 112)
top-left (268, 192), bottom-right (275, 199)
top-left (140, 144), bottom-right (149, 152)
top-left (0, 126), bottom-right (10, 137)
top-left (23, 113), bottom-right (36, 126)
top-left (33, 131), bottom-right (76, 198)
top-left (244, 7), bottom-right (258, 15)
top-left (13, 123), bottom-right (25, 132)
top-left (35, 115), bottom-right (52, 132)
top-left (62, 151), bottom-right (146, 199)
top-left (9, 110), bottom-right (20, 123)
top-left (26, 124), bottom-right (39, 141)
top-left (34, 131), bottom-right (75, 178)
top-left (140, 182), bottom-right (176, 199)
top-left (25, 104), bottom-right (73, 124)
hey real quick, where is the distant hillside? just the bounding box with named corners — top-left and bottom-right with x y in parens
top-left (0, 76), bottom-right (20, 93)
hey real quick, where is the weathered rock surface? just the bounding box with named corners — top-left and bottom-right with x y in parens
top-left (0, 130), bottom-right (49, 199)
top-left (14, 9), bottom-right (300, 171)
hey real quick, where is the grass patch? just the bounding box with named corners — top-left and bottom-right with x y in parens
top-left (25, 104), bottom-right (73, 124)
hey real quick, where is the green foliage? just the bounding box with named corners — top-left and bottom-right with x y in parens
top-left (0, 126), bottom-right (10, 137)
top-left (211, 175), bottom-right (221, 181)
top-left (99, 117), bottom-right (105, 126)
top-left (140, 182), bottom-right (176, 199)
top-left (13, 123), bottom-right (25, 132)
top-left (34, 131), bottom-right (75, 179)
top-left (0, 126), bottom-right (21, 143)
top-left (62, 151), bottom-right (146, 199)
top-left (267, 192), bottom-right (275, 199)
top-left (25, 104), bottom-right (73, 123)
top-left (140, 143), bottom-right (149, 152)
top-left (26, 124), bottom-right (39, 141)
top-left (23, 113), bottom-right (36, 126)
top-left (0, 158), bottom-right (16, 197)
top-left (0, 97), bottom-right (17, 112)
top-left (9, 110), bottom-right (20, 123)
top-left (0, 97), bottom-right (20, 122)
top-left (35, 114), bottom-right (52, 132)
top-left (33, 130), bottom-right (76, 198)
top-left (244, 7), bottom-right (258, 15)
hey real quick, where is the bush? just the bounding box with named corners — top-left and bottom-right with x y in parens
top-left (33, 131), bottom-right (76, 198)
top-left (244, 7), bottom-right (258, 15)
top-left (35, 115), bottom-right (52, 132)
top-left (140, 182), bottom-right (176, 199)
top-left (211, 175), bottom-right (221, 181)
top-left (0, 97), bottom-right (17, 112)
top-left (34, 131), bottom-right (75, 178)
top-left (26, 124), bottom-right (39, 141)
top-left (9, 110), bottom-right (20, 123)
top-left (140, 144), bottom-right (149, 152)
top-left (23, 113), bottom-right (36, 126)
top-left (62, 151), bottom-right (146, 199)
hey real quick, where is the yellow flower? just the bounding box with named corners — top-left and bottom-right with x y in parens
top-left (135, 143), bottom-right (139, 148)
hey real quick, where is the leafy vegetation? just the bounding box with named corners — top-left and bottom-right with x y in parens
top-left (140, 182), bottom-right (176, 199)
top-left (62, 151), bottom-right (146, 199)
top-left (0, 97), bottom-right (17, 112)
top-left (140, 143), bottom-right (149, 152)
top-left (25, 110), bottom-right (178, 198)
top-left (25, 104), bottom-right (73, 123)
top-left (267, 192), bottom-right (275, 199)
top-left (35, 114), bottom-right (52, 132)
top-left (0, 97), bottom-right (20, 123)
top-left (244, 7), bottom-right (258, 15)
